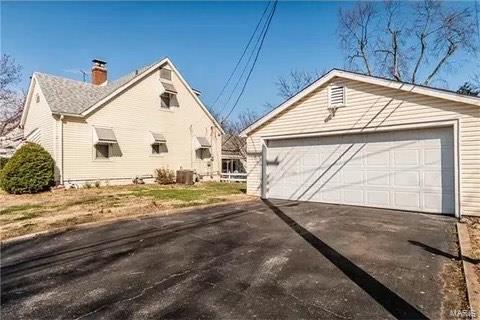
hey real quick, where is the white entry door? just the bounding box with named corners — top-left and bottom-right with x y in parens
top-left (265, 127), bottom-right (455, 214)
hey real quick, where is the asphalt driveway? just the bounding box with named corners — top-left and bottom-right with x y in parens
top-left (1, 199), bottom-right (459, 319)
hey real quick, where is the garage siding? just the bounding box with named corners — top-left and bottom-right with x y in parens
top-left (246, 77), bottom-right (480, 216)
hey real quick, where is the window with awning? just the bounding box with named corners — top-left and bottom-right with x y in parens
top-left (150, 132), bottom-right (166, 144)
top-left (150, 132), bottom-right (168, 155)
top-left (160, 82), bottom-right (179, 108)
top-left (194, 136), bottom-right (211, 150)
top-left (194, 136), bottom-right (212, 160)
top-left (94, 127), bottom-right (117, 144)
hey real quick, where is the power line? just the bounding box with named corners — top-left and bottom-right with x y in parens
top-left (218, 7), bottom-right (273, 119)
top-left (222, 0), bottom-right (278, 123)
top-left (210, 2), bottom-right (272, 111)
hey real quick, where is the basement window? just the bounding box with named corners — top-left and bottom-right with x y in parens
top-left (329, 85), bottom-right (346, 107)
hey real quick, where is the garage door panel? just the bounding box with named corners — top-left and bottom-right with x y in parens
top-left (394, 149), bottom-right (420, 166)
top-left (343, 189), bottom-right (364, 204)
top-left (424, 193), bottom-right (454, 213)
top-left (265, 127), bottom-right (455, 214)
top-left (321, 189), bottom-right (341, 202)
top-left (394, 191), bottom-right (421, 208)
top-left (365, 170), bottom-right (390, 187)
top-left (393, 171), bottom-right (420, 187)
top-left (343, 170), bottom-right (364, 185)
top-left (366, 190), bottom-right (391, 206)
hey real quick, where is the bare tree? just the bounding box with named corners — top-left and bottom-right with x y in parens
top-left (457, 82), bottom-right (480, 96)
top-left (217, 108), bottom-right (258, 163)
top-left (338, 1), bottom-right (479, 86)
top-left (275, 69), bottom-right (323, 100)
top-left (0, 54), bottom-right (24, 136)
top-left (338, 2), bottom-right (377, 76)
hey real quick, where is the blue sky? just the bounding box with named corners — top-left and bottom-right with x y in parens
top-left (1, 1), bottom-right (478, 121)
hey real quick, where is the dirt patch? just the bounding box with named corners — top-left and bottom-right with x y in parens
top-left (441, 258), bottom-right (469, 320)
top-left (465, 217), bottom-right (480, 314)
top-left (0, 182), bottom-right (251, 240)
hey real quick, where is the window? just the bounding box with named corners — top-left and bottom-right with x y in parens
top-left (160, 68), bottom-right (172, 80)
top-left (160, 92), bottom-right (179, 109)
top-left (196, 148), bottom-right (211, 160)
top-left (35, 93), bottom-right (40, 103)
top-left (152, 143), bottom-right (167, 155)
top-left (329, 85), bottom-right (345, 106)
top-left (95, 144), bottom-right (109, 159)
top-left (161, 93), bottom-right (171, 108)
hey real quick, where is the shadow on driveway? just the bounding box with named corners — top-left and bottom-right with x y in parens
top-left (263, 199), bottom-right (428, 320)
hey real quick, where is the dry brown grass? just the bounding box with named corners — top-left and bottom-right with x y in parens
top-left (0, 182), bottom-right (250, 240)
top-left (466, 217), bottom-right (480, 300)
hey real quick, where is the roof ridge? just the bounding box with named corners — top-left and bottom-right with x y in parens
top-left (33, 57), bottom-right (167, 116)
top-left (330, 68), bottom-right (480, 100)
top-left (34, 72), bottom-right (98, 87)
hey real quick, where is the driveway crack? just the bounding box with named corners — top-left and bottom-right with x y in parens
top-left (72, 269), bottom-right (192, 319)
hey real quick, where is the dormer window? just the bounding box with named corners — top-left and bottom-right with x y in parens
top-left (160, 68), bottom-right (172, 81)
top-left (329, 85), bottom-right (346, 107)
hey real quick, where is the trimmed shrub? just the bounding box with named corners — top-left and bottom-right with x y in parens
top-left (0, 157), bottom-right (9, 170)
top-left (0, 143), bottom-right (55, 194)
top-left (155, 168), bottom-right (175, 185)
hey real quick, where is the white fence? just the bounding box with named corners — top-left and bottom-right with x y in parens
top-left (220, 172), bottom-right (247, 183)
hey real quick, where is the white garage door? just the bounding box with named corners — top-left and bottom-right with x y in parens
top-left (265, 127), bottom-right (455, 214)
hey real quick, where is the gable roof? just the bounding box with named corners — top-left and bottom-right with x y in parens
top-left (21, 58), bottom-right (224, 133)
top-left (33, 62), bottom-right (155, 116)
top-left (241, 69), bottom-right (480, 136)
top-left (222, 134), bottom-right (246, 153)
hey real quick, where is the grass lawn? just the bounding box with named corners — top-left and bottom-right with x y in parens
top-left (0, 182), bottom-right (250, 240)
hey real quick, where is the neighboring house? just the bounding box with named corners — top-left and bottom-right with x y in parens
top-left (221, 134), bottom-right (246, 173)
top-left (20, 58), bottom-right (224, 185)
top-left (241, 69), bottom-right (480, 217)
top-left (0, 127), bottom-right (24, 158)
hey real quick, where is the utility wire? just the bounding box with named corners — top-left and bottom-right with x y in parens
top-left (218, 6), bottom-right (273, 119)
top-left (210, 2), bottom-right (272, 111)
top-left (222, 0), bottom-right (278, 123)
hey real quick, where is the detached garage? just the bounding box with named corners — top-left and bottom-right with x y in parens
top-left (241, 70), bottom-right (480, 217)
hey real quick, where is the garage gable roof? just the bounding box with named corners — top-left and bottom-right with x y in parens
top-left (241, 69), bottom-right (480, 136)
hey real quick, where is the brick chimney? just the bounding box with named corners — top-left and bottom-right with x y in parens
top-left (91, 59), bottom-right (107, 85)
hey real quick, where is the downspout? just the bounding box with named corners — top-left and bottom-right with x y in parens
top-left (60, 115), bottom-right (64, 185)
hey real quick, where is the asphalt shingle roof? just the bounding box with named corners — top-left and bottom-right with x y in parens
top-left (35, 59), bottom-right (161, 115)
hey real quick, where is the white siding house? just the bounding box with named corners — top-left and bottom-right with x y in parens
top-left (241, 69), bottom-right (480, 217)
top-left (20, 58), bottom-right (224, 185)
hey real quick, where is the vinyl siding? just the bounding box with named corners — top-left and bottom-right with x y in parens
top-left (23, 80), bottom-right (56, 157)
top-left (247, 77), bottom-right (480, 216)
top-left (62, 66), bottom-right (221, 183)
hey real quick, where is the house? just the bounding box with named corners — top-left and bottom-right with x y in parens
top-left (241, 69), bottom-right (480, 217)
top-left (20, 58), bottom-right (224, 186)
top-left (221, 134), bottom-right (246, 173)
top-left (0, 127), bottom-right (24, 158)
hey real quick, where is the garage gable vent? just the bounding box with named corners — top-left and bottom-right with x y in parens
top-left (329, 85), bottom-right (345, 107)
